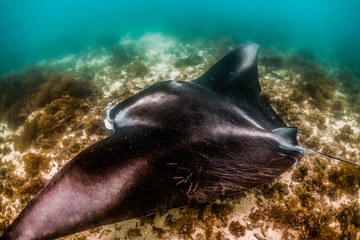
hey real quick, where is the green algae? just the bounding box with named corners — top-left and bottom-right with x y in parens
top-left (332, 100), bottom-right (346, 120)
top-left (110, 83), bottom-right (134, 101)
top-left (0, 68), bottom-right (50, 129)
top-left (211, 203), bottom-right (233, 223)
top-left (338, 69), bottom-right (360, 112)
top-left (0, 146), bottom-right (11, 156)
top-left (138, 214), bottom-right (155, 227)
top-left (162, 201), bottom-right (234, 239)
top-left (126, 227), bottom-right (142, 238)
top-left (0, 68), bottom-right (97, 130)
top-left (152, 226), bottom-right (165, 238)
top-left (228, 221), bottom-right (246, 238)
top-left (213, 37), bottom-right (236, 61)
top-left (261, 53), bottom-right (337, 112)
top-left (259, 181), bottom-right (289, 200)
top-left (337, 203), bottom-right (360, 239)
top-left (110, 45), bottom-right (136, 68)
top-left (289, 54), bottom-right (321, 72)
top-left (34, 75), bottom-right (95, 108)
top-left (328, 163), bottom-right (360, 197)
top-left (127, 60), bottom-right (149, 78)
top-left (250, 195), bottom-right (338, 239)
top-left (303, 135), bottom-right (321, 149)
top-left (296, 77), bottom-right (337, 111)
top-left (22, 152), bottom-right (50, 177)
top-left (306, 112), bottom-right (327, 131)
top-left (174, 54), bottom-right (203, 68)
top-left (250, 152), bottom-right (360, 239)
top-left (197, 203), bottom-right (216, 239)
top-left (288, 54), bottom-right (338, 111)
top-left (164, 208), bottom-right (196, 237)
top-left (84, 118), bottom-right (107, 136)
top-left (271, 97), bottom-right (299, 124)
top-left (297, 158), bottom-right (329, 196)
top-left (0, 159), bottom-right (46, 231)
top-left (214, 231), bottom-right (229, 240)
top-left (14, 96), bottom-right (89, 151)
top-left (297, 48), bottom-right (316, 62)
top-left (260, 56), bottom-right (285, 69)
top-left (338, 69), bottom-right (360, 95)
top-left (335, 125), bottom-right (355, 143)
top-left (18, 176), bottom-right (46, 204)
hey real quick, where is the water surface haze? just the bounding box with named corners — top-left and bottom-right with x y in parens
top-left (1, 0), bottom-right (360, 74)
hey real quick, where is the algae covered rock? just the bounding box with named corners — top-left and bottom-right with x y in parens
top-left (110, 45), bottom-right (136, 67)
top-left (34, 75), bottom-right (95, 108)
top-left (0, 69), bottom-right (96, 130)
top-left (15, 96), bottom-right (89, 151)
top-left (22, 152), bottom-right (50, 178)
top-left (228, 221), bottom-right (246, 238)
top-left (127, 60), bottom-right (150, 78)
top-left (174, 54), bottom-right (203, 68)
top-left (0, 68), bottom-right (49, 129)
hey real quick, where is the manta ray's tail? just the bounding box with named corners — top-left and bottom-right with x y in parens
top-left (300, 148), bottom-right (360, 167)
top-left (273, 127), bottom-right (360, 167)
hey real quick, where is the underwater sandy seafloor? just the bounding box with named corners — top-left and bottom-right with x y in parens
top-left (1, 33), bottom-right (360, 240)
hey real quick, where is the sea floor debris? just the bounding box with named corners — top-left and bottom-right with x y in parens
top-left (1, 33), bottom-right (360, 239)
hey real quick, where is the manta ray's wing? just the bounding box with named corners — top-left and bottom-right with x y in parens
top-left (1, 44), bottom-right (300, 240)
top-left (0, 127), bottom-right (184, 240)
top-left (193, 44), bottom-right (286, 130)
top-left (194, 44), bottom-right (261, 101)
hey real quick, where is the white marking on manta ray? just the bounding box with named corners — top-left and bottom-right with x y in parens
top-left (231, 106), bottom-right (264, 130)
top-left (170, 81), bottom-right (183, 87)
top-left (15, 159), bottom-right (149, 240)
top-left (210, 125), bottom-right (301, 164)
top-left (210, 124), bottom-right (288, 146)
top-left (236, 44), bottom-right (259, 74)
top-left (104, 105), bottom-right (116, 130)
top-left (210, 124), bottom-right (268, 138)
top-left (113, 93), bottom-right (178, 128)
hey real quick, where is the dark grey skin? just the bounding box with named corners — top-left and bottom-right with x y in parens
top-left (1, 44), bottom-right (304, 240)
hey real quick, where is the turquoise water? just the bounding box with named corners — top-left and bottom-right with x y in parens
top-left (2, 1), bottom-right (360, 239)
top-left (1, 0), bottom-right (359, 75)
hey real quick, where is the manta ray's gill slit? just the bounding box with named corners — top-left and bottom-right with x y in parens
top-left (186, 181), bottom-right (199, 197)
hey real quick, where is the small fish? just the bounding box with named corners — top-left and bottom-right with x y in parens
top-left (1, 44), bottom-right (357, 240)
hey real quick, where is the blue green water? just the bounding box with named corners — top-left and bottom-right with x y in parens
top-left (1, 0), bottom-right (359, 75)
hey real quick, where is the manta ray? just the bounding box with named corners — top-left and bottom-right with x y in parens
top-left (1, 44), bottom-right (357, 240)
